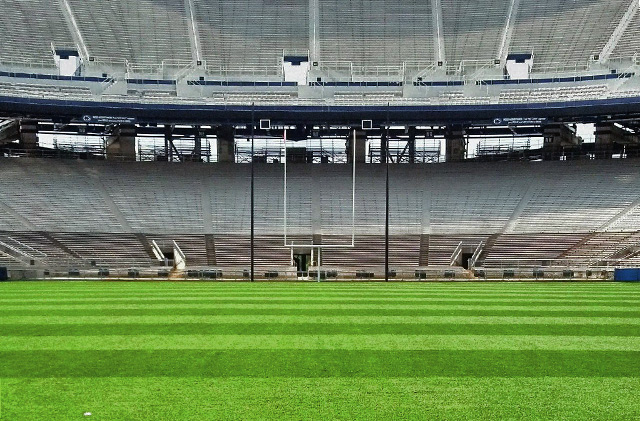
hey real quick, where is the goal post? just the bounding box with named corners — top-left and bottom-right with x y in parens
top-left (283, 128), bottom-right (357, 280)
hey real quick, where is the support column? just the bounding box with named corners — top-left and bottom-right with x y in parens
top-left (216, 125), bottom-right (235, 163)
top-left (445, 126), bottom-right (466, 162)
top-left (19, 120), bottom-right (38, 150)
top-left (106, 124), bottom-right (136, 161)
top-left (380, 130), bottom-right (388, 163)
top-left (408, 126), bottom-right (417, 163)
top-left (164, 124), bottom-right (173, 161)
top-left (190, 125), bottom-right (202, 162)
top-left (543, 123), bottom-right (580, 160)
top-left (347, 130), bottom-right (367, 163)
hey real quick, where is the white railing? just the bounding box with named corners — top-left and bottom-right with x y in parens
top-left (0, 57), bottom-right (57, 72)
top-left (204, 64), bottom-right (282, 78)
top-left (468, 241), bottom-right (484, 268)
top-left (450, 242), bottom-right (463, 266)
top-left (350, 65), bottom-right (405, 78)
top-left (0, 54), bottom-right (637, 86)
top-left (85, 56), bottom-right (127, 69)
top-left (0, 240), bottom-right (34, 262)
top-left (6, 237), bottom-right (47, 258)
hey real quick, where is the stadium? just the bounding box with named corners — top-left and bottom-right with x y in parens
top-left (1, 0), bottom-right (640, 419)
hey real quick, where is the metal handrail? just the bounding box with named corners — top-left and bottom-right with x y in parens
top-left (450, 242), bottom-right (463, 266)
top-left (468, 241), bottom-right (484, 268)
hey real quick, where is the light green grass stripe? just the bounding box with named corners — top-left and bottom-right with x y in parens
top-left (3, 296), bottom-right (640, 304)
top-left (1, 287), bottom-right (636, 295)
top-left (2, 303), bottom-right (637, 312)
top-left (3, 292), bottom-right (640, 301)
top-left (6, 287), bottom-right (635, 294)
top-left (2, 315), bottom-right (640, 325)
top-left (3, 377), bottom-right (639, 421)
top-left (0, 281), bottom-right (638, 293)
top-left (1, 334), bottom-right (639, 351)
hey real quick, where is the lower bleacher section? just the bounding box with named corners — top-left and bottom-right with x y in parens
top-left (2, 231), bottom-right (639, 279)
top-left (1, 158), bottom-right (640, 278)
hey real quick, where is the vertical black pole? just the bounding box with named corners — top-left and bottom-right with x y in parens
top-left (251, 105), bottom-right (255, 282)
top-left (385, 107), bottom-right (390, 282)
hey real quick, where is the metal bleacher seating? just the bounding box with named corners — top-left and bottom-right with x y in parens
top-left (482, 233), bottom-right (587, 268)
top-left (442, 0), bottom-right (510, 64)
top-left (498, 85), bottom-right (610, 104)
top-left (0, 159), bottom-right (124, 233)
top-left (213, 234), bottom-right (295, 270)
top-left (0, 0), bottom-right (635, 85)
top-left (66, 0), bottom-right (192, 63)
top-left (508, 161), bottom-right (640, 234)
top-left (1, 158), bottom-right (640, 271)
top-left (193, 0), bottom-right (308, 68)
top-left (0, 232), bottom-right (75, 264)
top-left (318, 0), bottom-right (434, 67)
top-left (510, 0), bottom-right (630, 69)
top-left (0, 81), bottom-right (93, 100)
top-left (320, 234), bottom-right (422, 270)
top-left (560, 232), bottom-right (640, 265)
top-left (99, 162), bottom-right (206, 234)
top-left (612, 10), bottom-right (640, 59)
top-left (0, 0), bottom-right (73, 63)
top-left (51, 233), bottom-right (153, 267)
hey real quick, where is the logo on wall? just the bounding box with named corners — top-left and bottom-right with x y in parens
top-left (492, 117), bottom-right (548, 126)
top-left (80, 115), bottom-right (137, 124)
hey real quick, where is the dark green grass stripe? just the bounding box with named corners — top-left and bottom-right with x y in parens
top-left (1, 350), bottom-right (639, 378)
top-left (4, 292), bottom-right (640, 300)
top-left (0, 291), bottom-right (634, 298)
top-left (3, 298), bottom-right (639, 307)
top-left (3, 323), bottom-right (640, 337)
top-left (1, 283), bottom-right (637, 292)
top-left (3, 308), bottom-right (640, 317)
top-left (2, 282), bottom-right (631, 288)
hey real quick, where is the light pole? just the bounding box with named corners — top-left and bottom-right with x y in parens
top-left (250, 104), bottom-right (255, 282)
top-left (385, 109), bottom-right (390, 282)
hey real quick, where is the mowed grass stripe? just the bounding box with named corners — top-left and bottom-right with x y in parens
top-left (4, 297), bottom-right (640, 306)
top-left (4, 322), bottom-right (640, 337)
top-left (3, 288), bottom-right (640, 299)
top-left (3, 315), bottom-right (640, 325)
top-left (1, 283), bottom-right (638, 294)
top-left (1, 283), bottom-right (637, 291)
top-left (3, 307), bottom-right (640, 318)
top-left (2, 349), bottom-right (639, 378)
top-left (4, 377), bottom-right (640, 421)
top-left (2, 281), bottom-right (632, 288)
top-left (3, 334), bottom-right (640, 351)
top-left (4, 303), bottom-right (639, 312)
top-left (4, 291), bottom-right (640, 300)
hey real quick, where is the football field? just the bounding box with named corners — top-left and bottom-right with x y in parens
top-left (1, 281), bottom-right (639, 420)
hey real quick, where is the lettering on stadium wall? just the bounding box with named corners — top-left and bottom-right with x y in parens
top-left (492, 117), bottom-right (549, 126)
top-left (81, 115), bottom-right (137, 124)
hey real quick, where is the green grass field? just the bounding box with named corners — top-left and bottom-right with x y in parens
top-left (1, 281), bottom-right (640, 420)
